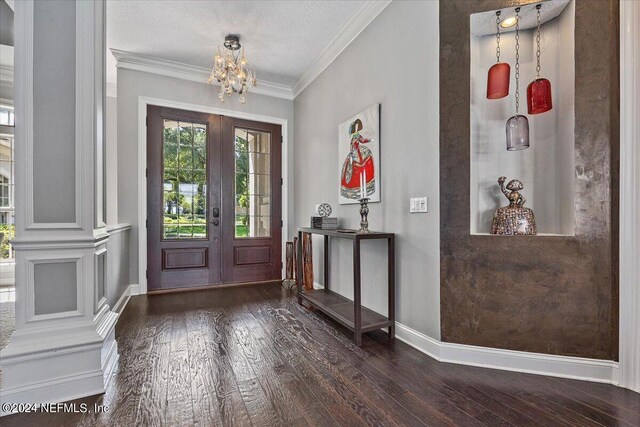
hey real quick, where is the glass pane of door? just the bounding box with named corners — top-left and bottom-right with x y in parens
top-left (234, 128), bottom-right (271, 237)
top-left (162, 120), bottom-right (207, 239)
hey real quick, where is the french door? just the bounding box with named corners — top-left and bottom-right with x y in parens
top-left (147, 105), bottom-right (282, 292)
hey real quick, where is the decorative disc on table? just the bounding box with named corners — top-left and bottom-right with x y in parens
top-left (317, 203), bottom-right (332, 217)
top-left (491, 176), bottom-right (536, 235)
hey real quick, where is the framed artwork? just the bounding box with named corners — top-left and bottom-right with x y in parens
top-left (338, 103), bottom-right (381, 205)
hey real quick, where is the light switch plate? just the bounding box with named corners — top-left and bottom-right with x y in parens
top-left (410, 197), bottom-right (428, 213)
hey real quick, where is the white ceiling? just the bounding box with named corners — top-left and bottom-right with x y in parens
top-left (106, 0), bottom-right (372, 88)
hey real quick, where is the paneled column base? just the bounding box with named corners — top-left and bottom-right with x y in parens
top-left (0, 306), bottom-right (118, 414)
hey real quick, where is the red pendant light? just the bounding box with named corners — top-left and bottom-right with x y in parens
top-left (527, 4), bottom-right (552, 114)
top-left (527, 78), bottom-right (552, 114)
top-left (487, 11), bottom-right (510, 99)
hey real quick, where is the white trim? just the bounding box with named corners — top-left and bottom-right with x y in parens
top-left (101, 335), bottom-right (119, 389)
top-left (619, 0), bottom-right (640, 394)
top-left (109, 2), bottom-right (392, 101)
top-left (111, 283), bottom-right (136, 314)
top-left (129, 283), bottom-right (141, 296)
top-left (0, 307), bottom-right (119, 415)
top-left (21, 0), bottom-right (89, 232)
top-left (137, 96), bottom-right (289, 294)
top-left (292, 0), bottom-right (392, 98)
top-left (25, 255), bottom-right (84, 322)
top-left (105, 222), bottom-right (131, 235)
top-left (0, 370), bottom-right (106, 416)
top-left (111, 49), bottom-right (294, 101)
top-left (10, 235), bottom-right (109, 250)
top-left (106, 81), bottom-right (117, 98)
top-left (14, 0), bottom-right (33, 235)
top-left (395, 322), bottom-right (620, 385)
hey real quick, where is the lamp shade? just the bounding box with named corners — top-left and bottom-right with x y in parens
top-left (506, 114), bottom-right (529, 151)
top-left (527, 78), bottom-right (552, 114)
top-left (487, 62), bottom-right (510, 99)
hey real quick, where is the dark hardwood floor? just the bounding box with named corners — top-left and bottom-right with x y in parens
top-left (3, 283), bottom-right (639, 426)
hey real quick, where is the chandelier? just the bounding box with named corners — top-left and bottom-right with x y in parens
top-left (207, 34), bottom-right (256, 104)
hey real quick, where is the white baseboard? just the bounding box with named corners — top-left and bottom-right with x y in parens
top-left (0, 370), bottom-right (106, 415)
top-left (101, 329), bottom-right (119, 389)
top-left (111, 283), bottom-right (139, 315)
top-left (395, 322), bottom-right (619, 385)
top-left (111, 286), bottom-right (130, 314)
top-left (0, 301), bottom-right (123, 416)
top-left (0, 340), bottom-right (112, 415)
top-left (129, 283), bottom-right (140, 296)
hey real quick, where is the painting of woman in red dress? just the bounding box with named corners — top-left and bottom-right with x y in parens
top-left (338, 104), bottom-right (380, 204)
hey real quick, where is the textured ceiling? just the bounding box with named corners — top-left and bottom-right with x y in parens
top-left (106, 0), bottom-right (369, 87)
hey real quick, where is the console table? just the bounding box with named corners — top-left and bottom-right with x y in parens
top-left (296, 227), bottom-right (395, 346)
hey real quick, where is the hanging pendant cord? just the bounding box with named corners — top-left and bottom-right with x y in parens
top-left (496, 11), bottom-right (501, 63)
top-left (515, 7), bottom-right (521, 114)
top-left (536, 4), bottom-right (541, 77)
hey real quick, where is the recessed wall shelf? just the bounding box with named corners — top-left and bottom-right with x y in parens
top-left (469, 0), bottom-right (575, 236)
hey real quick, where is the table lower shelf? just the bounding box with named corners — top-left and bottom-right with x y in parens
top-left (299, 289), bottom-right (393, 333)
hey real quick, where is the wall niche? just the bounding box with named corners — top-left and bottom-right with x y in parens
top-left (470, 0), bottom-right (574, 235)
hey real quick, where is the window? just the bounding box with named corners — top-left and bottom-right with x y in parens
top-left (162, 119), bottom-right (207, 239)
top-left (0, 106), bottom-right (14, 127)
top-left (0, 175), bottom-right (8, 207)
top-left (234, 128), bottom-right (271, 238)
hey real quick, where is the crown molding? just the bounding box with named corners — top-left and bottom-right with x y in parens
top-left (110, 48), bottom-right (294, 100)
top-left (292, 0), bottom-right (392, 98)
top-left (110, 1), bottom-right (391, 101)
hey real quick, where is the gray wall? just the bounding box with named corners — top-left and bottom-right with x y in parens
top-left (106, 225), bottom-right (130, 308)
top-left (117, 69), bottom-right (294, 286)
top-left (293, 1), bottom-right (441, 338)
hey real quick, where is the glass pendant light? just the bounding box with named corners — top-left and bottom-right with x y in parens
top-left (527, 4), bottom-right (553, 114)
top-left (506, 7), bottom-right (529, 151)
top-left (487, 11), bottom-right (510, 99)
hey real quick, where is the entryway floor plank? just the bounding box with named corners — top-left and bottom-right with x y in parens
top-left (3, 283), bottom-right (639, 426)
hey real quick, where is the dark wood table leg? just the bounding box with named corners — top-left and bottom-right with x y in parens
top-left (353, 237), bottom-right (362, 346)
top-left (297, 230), bottom-right (303, 304)
top-left (324, 235), bottom-right (329, 291)
top-left (388, 235), bottom-right (395, 341)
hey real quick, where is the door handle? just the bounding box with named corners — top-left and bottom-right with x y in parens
top-left (212, 220), bottom-right (219, 226)
top-left (212, 208), bottom-right (220, 218)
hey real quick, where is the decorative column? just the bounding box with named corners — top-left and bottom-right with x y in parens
top-left (0, 0), bottom-right (117, 408)
top-left (619, 0), bottom-right (640, 394)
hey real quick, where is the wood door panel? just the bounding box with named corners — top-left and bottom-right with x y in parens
top-left (163, 248), bottom-right (208, 270)
top-left (234, 245), bottom-right (271, 266)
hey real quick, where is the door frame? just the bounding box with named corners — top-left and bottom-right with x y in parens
top-left (137, 96), bottom-right (289, 294)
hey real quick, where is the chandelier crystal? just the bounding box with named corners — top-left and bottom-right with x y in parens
top-left (207, 34), bottom-right (256, 104)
